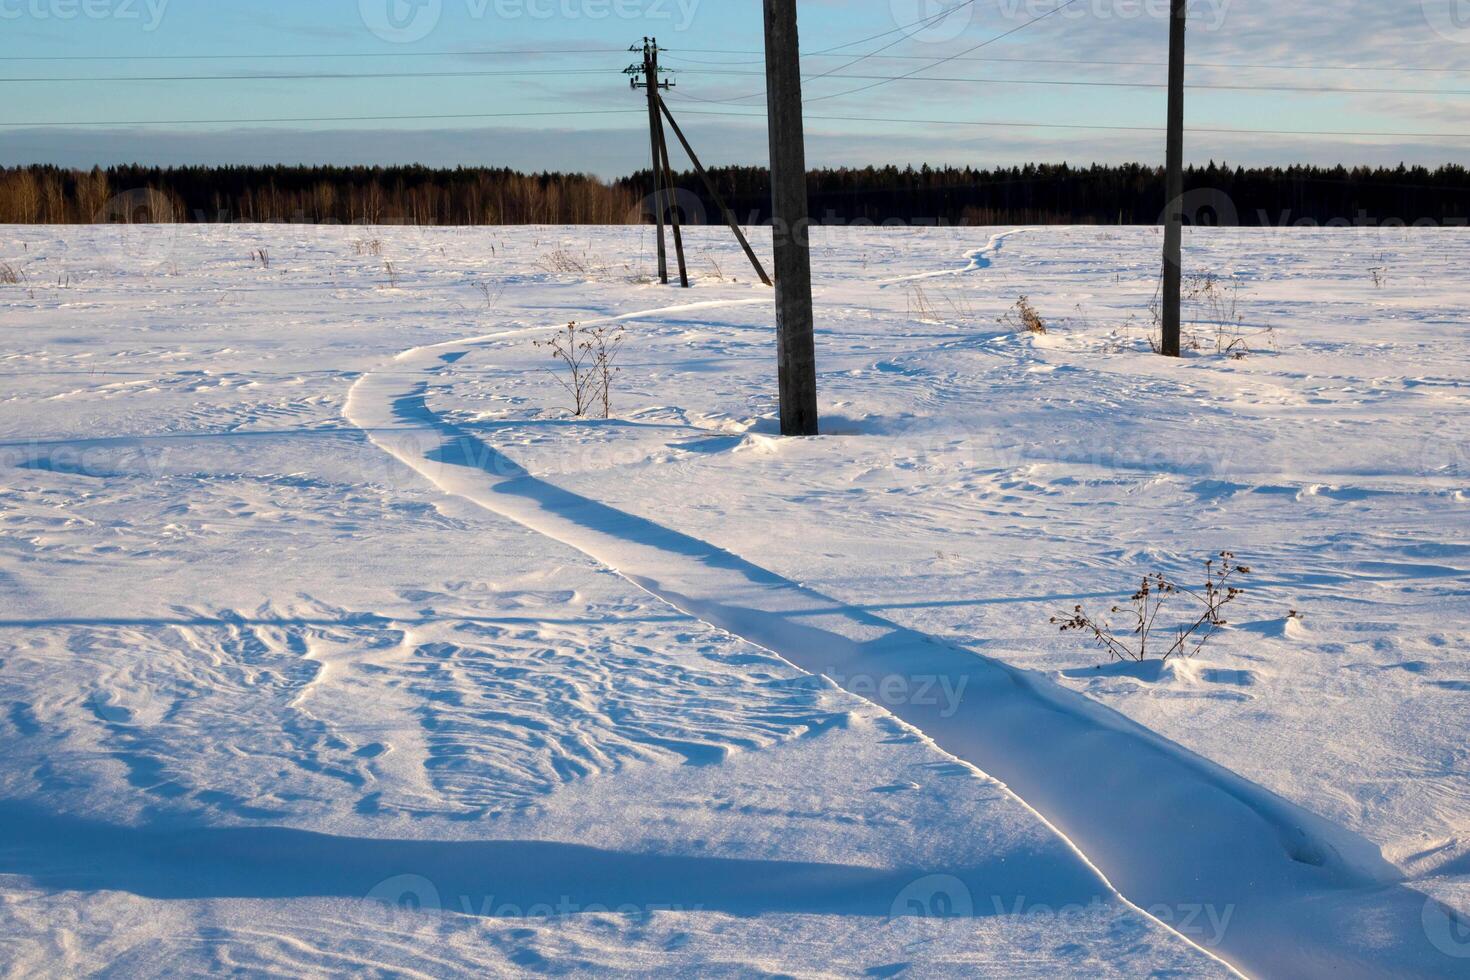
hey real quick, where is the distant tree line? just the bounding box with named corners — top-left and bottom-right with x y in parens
top-left (0, 165), bottom-right (637, 225)
top-left (629, 162), bottom-right (1470, 228)
top-left (2, 161), bottom-right (1467, 227)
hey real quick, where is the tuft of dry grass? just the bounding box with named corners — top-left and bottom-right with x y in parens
top-left (471, 279), bottom-right (502, 312)
top-left (1147, 272), bottom-right (1259, 357)
top-left (906, 282), bottom-right (976, 324)
top-left (539, 249), bottom-right (590, 276)
top-left (1001, 295), bottom-right (1047, 334)
top-left (1369, 254), bottom-right (1388, 289)
top-left (906, 283), bottom-right (940, 322)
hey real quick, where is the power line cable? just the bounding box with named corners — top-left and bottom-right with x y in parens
top-left (0, 5), bottom-right (979, 68)
top-left (667, 48), bottom-right (1470, 75)
top-left (672, 68), bottom-right (1470, 98)
top-left (14, 67), bottom-right (1470, 99)
top-left (0, 47), bottom-right (627, 62)
top-left (4, 104), bottom-right (1459, 141)
top-left (677, 0), bottom-right (1083, 106)
top-left (804, 0), bottom-right (1082, 104)
top-left (670, 0), bottom-right (992, 104)
top-left (671, 106), bottom-right (1470, 140)
top-left (811, 0), bottom-right (984, 55)
top-left (4, 40), bottom-right (1462, 76)
top-left (0, 109), bottom-right (645, 128)
top-left (791, 0), bottom-right (1000, 92)
top-left (658, 0), bottom-right (988, 69)
top-left (3, 69), bottom-right (612, 82)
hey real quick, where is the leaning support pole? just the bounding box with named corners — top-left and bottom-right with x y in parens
top-left (658, 96), bottom-right (773, 288)
top-left (1160, 0), bottom-right (1187, 358)
top-left (762, 0), bottom-right (819, 436)
top-left (655, 112), bottom-right (690, 288)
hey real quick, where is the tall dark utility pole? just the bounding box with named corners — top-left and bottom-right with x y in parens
top-left (1160, 0), bottom-right (1187, 358)
top-left (655, 109), bottom-right (690, 288)
top-left (629, 39), bottom-right (673, 284)
top-left (762, 0), bottom-right (819, 436)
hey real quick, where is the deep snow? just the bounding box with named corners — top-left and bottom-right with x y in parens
top-left (0, 222), bottom-right (1466, 977)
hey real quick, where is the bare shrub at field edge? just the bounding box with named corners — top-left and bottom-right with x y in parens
top-left (1000, 295), bottom-right (1047, 334)
top-left (534, 321), bottom-right (626, 419)
top-left (1051, 552), bottom-right (1251, 664)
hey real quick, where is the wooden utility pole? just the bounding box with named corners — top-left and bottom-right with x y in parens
top-left (1160, 0), bottom-right (1187, 358)
top-left (657, 96), bottom-right (773, 287)
top-left (629, 39), bottom-right (672, 283)
top-left (762, 0), bottom-right (819, 436)
top-left (655, 109), bottom-right (690, 288)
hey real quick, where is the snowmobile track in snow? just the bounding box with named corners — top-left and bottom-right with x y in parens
top-left (346, 255), bottom-right (1466, 980)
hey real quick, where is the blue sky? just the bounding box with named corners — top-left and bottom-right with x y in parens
top-left (4, 0), bottom-right (1470, 175)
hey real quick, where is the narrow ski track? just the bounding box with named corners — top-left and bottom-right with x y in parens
top-left (346, 273), bottom-right (1465, 980)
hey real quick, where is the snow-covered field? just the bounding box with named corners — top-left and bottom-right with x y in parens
top-left (0, 222), bottom-right (1465, 978)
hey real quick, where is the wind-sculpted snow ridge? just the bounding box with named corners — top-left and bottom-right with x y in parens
top-left (0, 594), bottom-right (838, 822)
top-left (0, 411), bottom-right (842, 822)
top-left (348, 294), bottom-right (1466, 980)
